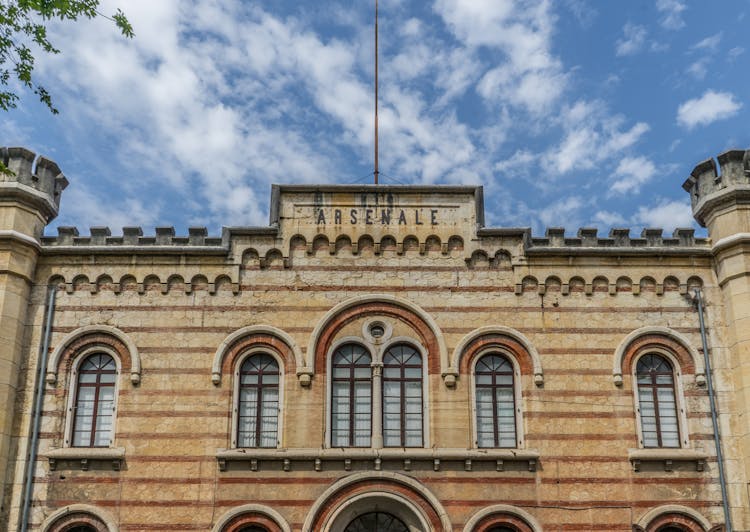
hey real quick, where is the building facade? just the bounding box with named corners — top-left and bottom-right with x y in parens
top-left (0, 146), bottom-right (749, 531)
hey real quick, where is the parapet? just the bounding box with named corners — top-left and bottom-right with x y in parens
top-left (682, 148), bottom-right (750, 227)
top-left (528, 227), bottom-right (708, 255)
top-left (1, 146), bottom-right (69, 220)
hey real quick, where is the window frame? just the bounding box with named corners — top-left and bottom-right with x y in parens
top-left (381, 342), bottom-right (425, 448)
top-left (232, 349), bottom-right (284, 449)
top-left (330, 342), bottom-right (374, 448)
top-left (632, 348), bottom-right (689, 449)
top-left (63, 347), bottom-right (121, 449)
top-left (471, 349), bottom-right (524, 449)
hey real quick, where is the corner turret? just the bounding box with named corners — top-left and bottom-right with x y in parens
top-left (683, 149), bottom-right (750, 241)
top-left (0, 147), bottom-right (67, 526)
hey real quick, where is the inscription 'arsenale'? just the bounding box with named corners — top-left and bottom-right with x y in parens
top-left (316, 208), bottom-right (439, 226)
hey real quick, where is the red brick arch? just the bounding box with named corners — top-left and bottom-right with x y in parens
top-left (622, 334), bottom-right (696, 376)
top-left (220, 334), bottom-right (297, 376)
top-left (306, 477), bottom-right (445, 532)
top-left (472, 514), bottom-right (534, 532)
top-left (313, 301), bottom-right (440, 374)
top-left (221, 512), bottom-right (283, 532)
top-left (57, 333), bottom-right (133, 384)
top-left (458, 334), bottom-right (534, 376)
top-left (46, 512), bottom-right (109, 532)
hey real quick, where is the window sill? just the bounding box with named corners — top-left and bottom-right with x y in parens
top-left (628, 448), bottom-right (707, 472)
top-left (44, 447), bottom-right (125, 471)
top-left (216, 448), bottom-right (540, 472)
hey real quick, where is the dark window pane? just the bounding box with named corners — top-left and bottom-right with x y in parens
top-left (238, 354), bottom-right (280, 448)
top-left (475, 354), bottom-right (516, 448)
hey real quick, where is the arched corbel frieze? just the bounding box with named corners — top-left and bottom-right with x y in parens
top-left (612, 326), bottom-right (705, 387)
top-left (211, 325), bottom-right (305, 385)
top-left (47, 325), bottom-right (140, 386)
top-left (449, 326), bottom-right (543, 387)
top-left (304, 295), bottom-right (448, 380)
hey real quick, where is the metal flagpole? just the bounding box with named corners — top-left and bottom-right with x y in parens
top-left (374, 0), bottom-right (379, 185)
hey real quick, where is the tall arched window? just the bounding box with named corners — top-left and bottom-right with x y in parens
top-left (383, 344), bottom-right (423, 447)
top-left (238, 354), bottom-right (279, 448)
top-left (72, 354), bottom-right (117, 447)
top-left (331, 344), bottom-right (372, 447)
top-left (475, 354), bottom-right (516, 448)
top-left (636, 354), bottom-right (680, 448)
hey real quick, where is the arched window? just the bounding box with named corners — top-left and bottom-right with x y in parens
top-left (636, 354), bottom-right (680, 448)
top-left (238, 527), bottom-right (268, 532)
top-left (383, 344), bottom-right (423, 447)
top-left (72, 354), bottom-right (117, 447)
top-left (344, 512), bottom-right (409, 532)
top-left (67, 527), bottom-right (97, 532)
top-left (331, 344), bottom-right (372, 447)
top-left (238, 354), bottom-right (279, 448)
top-left (475, 354), bottom-right (516, 448)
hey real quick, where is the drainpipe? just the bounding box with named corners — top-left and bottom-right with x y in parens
top-left (20, 286), bottom-right (56, 532)
top-left (694, 289), bottom-right (732, 532)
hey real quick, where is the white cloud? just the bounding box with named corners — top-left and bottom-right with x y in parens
top-left (615, 24), bottom-right (647, 56)
top-left (538, 195), bottom-right (585, 230)
top-left (728, 46), bottom-right (745, 61)
top-left (609, 156), bottom-right (657, 195)
top-left (593, 210), bottom-right (627, 227)
top-left (543, 101), bottom-right (650, 175)
top-left (634, 199), bottom-right (694, 230)
top-left (656, 0), bottom-right (687, 30)
top-left (676, 90), bottom-right (742, 130)
top-left (691, 32), bottom-right (722, 51)
top-left (435, 0), bottom-right (567, 113)
top-left (687, 59), bottom-right (709, 80)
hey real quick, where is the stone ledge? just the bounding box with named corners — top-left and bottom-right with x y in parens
top-left (216, 448), bottom-right (540, 473)
top-left (628, 448), bottom-right (708, 472)
top-left (44, 447), bottom-right (125, 471)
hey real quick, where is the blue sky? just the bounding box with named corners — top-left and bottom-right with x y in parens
top-left (2, 0), bottom-right (748, 236)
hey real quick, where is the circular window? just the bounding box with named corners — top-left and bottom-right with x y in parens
top-left (362, 319), bottom-right (393, 343)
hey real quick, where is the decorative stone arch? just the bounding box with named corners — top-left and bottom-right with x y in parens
top-left (212, 325), bottom-right (304, 385)
top-left (40, 504), bottom-right (117, 532)
top-left (634, 505), bottom-right (714, 531)
top-left (612, 326), bottom-right (705, 386)
top-left (212, 504), bottom-right (291, 532)
top-left (305, 295), bottom-right (448, 380)
top-left (463, 504), bottom-right (541, 532)
top-left (47, 325), bottom-right (140, 386)
top-left (302, 471), bottom-right (452, 532)
top-left (450, 326), bottom-right (543, 387)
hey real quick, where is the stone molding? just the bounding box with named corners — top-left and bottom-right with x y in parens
top-left (215, 447), bottom-right (540, 473)
top-left (612, 326), bottom-right (705, 386)
top-left (627, 448), bottom-right (708, 472)
top-left (635, 504), bottom-right (713, 531)
top-left (211, 504), bottom-right (291, 532)
top-left (46, 325), bottom-right (141, 385)
top-left (38, 503), bottom-right (118, 532)
top-left (449, 326), bottom-right (543, 387)
top-left (301, 471), bottom-right (453, 532)
top-left (44, 447), bottom-right (126, 471)
top-left (463, 504), bottom-right (542, 532)
top-left (305, 294), bottom-right (448, 379)
top-left (211, 325), bottom-right (306, 385)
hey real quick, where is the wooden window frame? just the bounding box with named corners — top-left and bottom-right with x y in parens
top-left (235, 352), bottom-right (281, 449)
top-left (331, 343), bottom-right (373, 447)
top-left (382, 344), bottom-right (423, 448)
top-left (474, 353), bottom-right (517, 448)
top-left (632, 350), bottom-right (688, 449)
top-left (64, 348), bottom-right (121, 449)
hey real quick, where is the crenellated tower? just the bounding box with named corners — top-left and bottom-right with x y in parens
top-left (0, 147), bottom-right (67, 521)
top-left (683, 148), bottom-right (750, 527)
